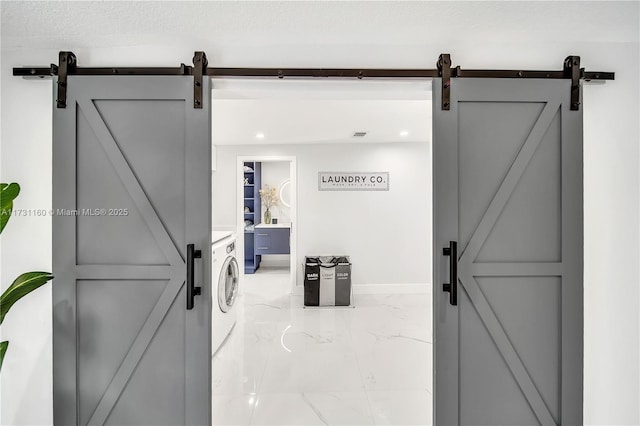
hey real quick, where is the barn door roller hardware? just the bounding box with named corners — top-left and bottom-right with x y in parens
top-left (13, 51), bottom-right (614, 111)
top-left (564, 56), bottom-right (581, 110)
top-left (437, 54), bottom-right (451, 111)
top-left (192, 51), bottom-right (208, 109)
top-left (56, 51), bottom-right (76, 108)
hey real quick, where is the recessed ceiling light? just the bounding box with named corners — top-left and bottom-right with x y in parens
top-left (400, 130), bottom-right (409, 137)
top-left (256, 133), bottom-right (265, 139)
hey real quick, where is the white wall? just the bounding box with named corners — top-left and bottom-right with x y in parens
top-left (1, 30), bottom-right (638, 426)
top-left (1, 49), bottom-right (54, 426)
top-left (213, 143), bottom-right (431, 290)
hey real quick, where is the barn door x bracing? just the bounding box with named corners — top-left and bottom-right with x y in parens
top-left (433, 78), bottom-right (583, 425)
top-left (53, 76), bottom-right (211, 425)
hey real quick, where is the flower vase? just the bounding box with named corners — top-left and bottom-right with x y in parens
top-left (264, 208), bottom-right (272, 224)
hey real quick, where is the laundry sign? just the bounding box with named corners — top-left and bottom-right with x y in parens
top-left (318, 172), bottom-right (390, 191)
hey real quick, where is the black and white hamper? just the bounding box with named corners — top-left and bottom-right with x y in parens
top-left (304, 256), bottom-right (352, 307)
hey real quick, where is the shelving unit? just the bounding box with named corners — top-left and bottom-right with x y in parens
top-left (243, 161), bottom-right (261, 273)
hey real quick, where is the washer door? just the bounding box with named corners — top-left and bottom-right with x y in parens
top-left (218, 256), bottom-right (239, 313)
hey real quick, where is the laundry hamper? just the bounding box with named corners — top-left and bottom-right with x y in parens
top-left (304, 256), bottom-right (352, 307)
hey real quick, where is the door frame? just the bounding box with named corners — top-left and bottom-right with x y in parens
top-left (236, 155), bottom-right (298, 294)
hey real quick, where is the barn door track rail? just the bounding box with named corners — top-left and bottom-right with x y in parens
top-left (13, 51), bottom-right (614, 111)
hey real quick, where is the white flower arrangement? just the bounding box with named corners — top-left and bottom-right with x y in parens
top-left (259, 185), bottom-right (279, 210)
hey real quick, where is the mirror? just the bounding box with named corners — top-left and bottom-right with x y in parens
top-left (279, 179), bottom-right (291, 208)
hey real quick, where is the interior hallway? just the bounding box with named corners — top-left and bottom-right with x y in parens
top-left (212, 266), bottom-right (432, 425)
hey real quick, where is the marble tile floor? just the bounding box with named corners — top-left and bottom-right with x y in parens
top-left (212, 266), bottom-right (433, 425)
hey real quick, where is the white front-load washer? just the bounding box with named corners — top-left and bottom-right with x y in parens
top-left (211, 231), bottom-right (239, 356)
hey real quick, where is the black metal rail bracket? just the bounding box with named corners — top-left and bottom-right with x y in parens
top-left (438, 54), bottom-right (452, 111)
top-left (193, 51), bottom-right (208, 109)
top-left (14, 51), bottom-right (614, 112)
top-left (564, 55), bottom-right (581, 110)
top-left (56, 51), bottom-right (76, 108)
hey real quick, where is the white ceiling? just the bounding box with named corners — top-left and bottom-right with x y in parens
top-left (212, 98), bottom-right (431, 145)
top-left (2, 1), bottom-right (636, 146)
top-left (212, 79), bottom-right (431, 145)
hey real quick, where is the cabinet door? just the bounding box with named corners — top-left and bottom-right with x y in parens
top-left (255, 228), bottom-right (290, 254)
top-left (255, 232), bottom-right (271, 253)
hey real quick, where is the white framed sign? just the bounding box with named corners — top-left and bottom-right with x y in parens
top-left (318, 172), bottom-right (390, 191)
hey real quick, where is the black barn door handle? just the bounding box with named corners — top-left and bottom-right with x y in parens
top-left (442, 241), bottom-right (457, 306)
top-left (186, 244), bottom-right (202, 310)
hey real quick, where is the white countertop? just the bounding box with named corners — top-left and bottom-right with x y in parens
top-left (254, 223), bottom-right (291, 229)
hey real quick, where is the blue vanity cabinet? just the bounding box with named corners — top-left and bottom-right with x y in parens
top-left (255, 227), bottom-right (290, 255)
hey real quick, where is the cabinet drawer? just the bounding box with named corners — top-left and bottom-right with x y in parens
top-left (255, 232), bottom-right (271, 249)
top-left (255, 228), bottom-right (290, 254)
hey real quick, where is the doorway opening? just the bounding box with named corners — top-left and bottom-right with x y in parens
top-left (210, 78), bottom-right (433, 425)
top-left (236, 156), bottom-right (297, 293)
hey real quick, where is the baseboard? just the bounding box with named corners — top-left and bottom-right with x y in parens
top-left (260, 255), bottom-right (290, 268)
top-left (352, 283), bottom-right (430, 294)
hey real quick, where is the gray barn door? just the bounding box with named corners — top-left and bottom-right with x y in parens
top-left (52, 76), bottom-right (211, 425)
top-left (433, 78), bottom-right (583, 425)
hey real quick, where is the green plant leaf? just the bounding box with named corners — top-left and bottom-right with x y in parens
top-left (0, 272), bottom-right (53, 325)
top-left (0, 341), bottom-right (8, 372)
top-left (0, 182), bottom-right (20, 234)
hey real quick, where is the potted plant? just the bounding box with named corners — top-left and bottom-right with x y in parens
top-left (0, 183), bottom-right (53, 371)
top-left (259, 184), bottom-right (279, 224)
